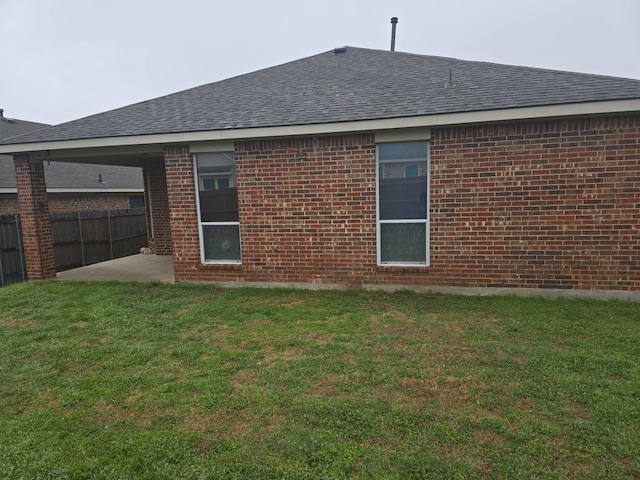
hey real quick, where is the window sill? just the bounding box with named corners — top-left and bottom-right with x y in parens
top-left (199, 263), bottom-right (243, 271)
top-left (376, 264), bottom-right (430, 273)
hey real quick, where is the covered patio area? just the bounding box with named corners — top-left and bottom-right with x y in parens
top-left (5, 141), bottom-right (177, 283)
top-left (55, 253), bottom-right (174, 283)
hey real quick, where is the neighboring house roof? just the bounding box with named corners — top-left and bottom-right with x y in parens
top-left (2, 46), bottom-right (640, 147)
top-left (0, 160), bottom-right (143, 192)
top-left (0, 110), bottom-right (48, 140)
top-left (0, 112), bottom-right (143, 192)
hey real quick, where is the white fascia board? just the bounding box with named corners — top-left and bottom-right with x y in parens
top-left (1, 99), bottom-right (639, 155)
top-left (431, 99), bottom-right (640, 125)
top-left (0, 188), bottom-right (17, 194)
top-left (46, 188), bottom-right (145, 194)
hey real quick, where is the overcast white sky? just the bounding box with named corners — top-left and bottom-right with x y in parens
top-left (2, 0), bottom-right (639, 126)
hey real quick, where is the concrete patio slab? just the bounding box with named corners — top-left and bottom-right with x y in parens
top-left (55, 254), bottom-right (174, 283)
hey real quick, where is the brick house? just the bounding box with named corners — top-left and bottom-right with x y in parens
top-left (1, 47), bottom-right (639, 291)
top-left (0, 110), bottom-right (144, 215)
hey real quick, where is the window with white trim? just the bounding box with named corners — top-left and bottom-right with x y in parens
top-left (195, 152), bottom-right (241, 263)
top-left (377, 141), bottom-right (429, 265)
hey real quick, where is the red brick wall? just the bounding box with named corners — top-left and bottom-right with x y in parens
top-left (168, 135), bottom-right (378, 284)
top-left (0, 194), bottom-right (138, 215)
top-left (47, 194), bottom-right (135, 213)
top-left (13, 155), bottom-right (57, 280)
top-left (168, 115), bottom-right (640, 291)
top-left (427, 115), bottom-right (640, 290)
top-left (164, 146), bottom-right (199, 272)
top-left (237, 135), bottom-right (377, 285)
top-left (0, 196), bottom-right (18, 215)
top-left (144, 159), bottom-right (173, 255)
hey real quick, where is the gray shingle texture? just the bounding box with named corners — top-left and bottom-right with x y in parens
top-left (3, 46), bottom-right (640, 145)
top-left (0, 114), bottom-right (142, 189)
top-left (0, 115), bottom-right (48, 141)
top-left (0, 159), bottom-right (143, 190)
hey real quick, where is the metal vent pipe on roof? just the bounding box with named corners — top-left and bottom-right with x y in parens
top-left (390, 17), bottom-right (398, 51)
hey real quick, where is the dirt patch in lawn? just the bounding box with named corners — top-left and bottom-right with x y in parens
top-left (0, 317), bottom-right (38, 330)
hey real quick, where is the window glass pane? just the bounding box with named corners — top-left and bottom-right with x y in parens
top-left (202, 224), bottom-right (241, 261)
top-left (197, 153), bottom-right (238, 222)
top-left (405, 165), bottom-right (419, 177)
top-left (380, 223), bottom-right (427, 264)
top-left (129, 195), bottom-right (145, 208)
top-left (203, 178), bottom-right (215, 191)
top-left (197, 152), bottom-right (235, 170)
top-left (199, 188), bottom-right (238, 222)
top-left (379, 141), bottom-right (428, 161)
top-left (379, 141), bottom-right (428, 221)
top-left (379, 166), bottom-right (427, 219)
top-left (377, 140), bottom-right (429, 265)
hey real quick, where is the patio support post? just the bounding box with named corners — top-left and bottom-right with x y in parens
top-left (143, 159), bottom-right (172, 255)
top-left (164, 145), bottom-right (200, 281)
top-left (13, 154), bottom-right (57, 280)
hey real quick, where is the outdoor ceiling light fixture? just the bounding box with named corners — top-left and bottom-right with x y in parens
top-left (296, 151), bottom-right (307, 161)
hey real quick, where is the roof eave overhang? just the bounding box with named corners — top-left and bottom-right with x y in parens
top-left (1, 99), bottom-right (639, 155)
top-left (0, 188), bottom-right (144, 194)
top-left (45, 188), bottom-right (145, 194)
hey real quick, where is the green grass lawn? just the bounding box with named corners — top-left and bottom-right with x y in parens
top-left (0, 281), bottom-right (638, 479)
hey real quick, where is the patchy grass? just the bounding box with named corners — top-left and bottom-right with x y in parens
top-left (0, 281), bottom-right (639, 479)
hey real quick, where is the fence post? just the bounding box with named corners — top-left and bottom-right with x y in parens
top-left (15, 215), bottom-right (26, 282)
top-left (0, 246), bottom-right (4, 287)
top-left (107, 210), bottom-right (114, 259)
top-left (78, 211), bottom-right (86, 266)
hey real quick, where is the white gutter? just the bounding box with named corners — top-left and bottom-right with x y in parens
top-left (0, 99), bottom-right (639, 155)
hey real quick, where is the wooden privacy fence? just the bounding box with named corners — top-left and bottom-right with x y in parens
top-left (0, 215), bottom-right (26, 287)
top-left (52, 208), bottom-right (148, 271)
top-left (0, 208), bottom-right (148, 286)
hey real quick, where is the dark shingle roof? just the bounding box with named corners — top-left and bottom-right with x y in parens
top-left (0, 114), bottom-right (48, 140)
top-left (0, 159), bottom-right (143, 190)
top-left (0, 113), bottom-right (142, 190)
top-left (3, 46), bottom-right (640, 145)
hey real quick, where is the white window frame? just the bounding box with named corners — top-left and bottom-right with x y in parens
top-left (193, 153), bottom-right (241, 265)
top-left (376, 141), bottom-right (430, 267)
top-left (199, 174), bottom-right (233, 191)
